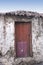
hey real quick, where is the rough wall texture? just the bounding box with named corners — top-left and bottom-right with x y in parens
top-left (32, 17), bottom-right (43, 61)
top-left (0, 16), bottom-right (5, 55)
top-left (0, 16), bottom-right (14, 55)
top-left (0, 16), bottom-right (15, 65)
top-left (0, 11), bottom-right (43, 65)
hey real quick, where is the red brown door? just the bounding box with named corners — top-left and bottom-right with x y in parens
top-left (15, 22), bottom-right (32, 57)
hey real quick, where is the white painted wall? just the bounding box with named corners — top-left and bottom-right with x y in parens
top-left (2, 18), bottom-right (15, 55)
top-left (0, 16), bottom-right (15, 56)
top-left (32, 17), bottom-right (43, 61)
top-left (0, 15), bottom-right (43, 64)
top-left (0, 16), bottom-right (5, 53)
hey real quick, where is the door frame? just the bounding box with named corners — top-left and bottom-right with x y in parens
top-left (15, 21), bottom-right (33, 58)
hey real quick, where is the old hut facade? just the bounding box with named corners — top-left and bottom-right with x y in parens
top-left (0, 11), bottom-right (43, 65)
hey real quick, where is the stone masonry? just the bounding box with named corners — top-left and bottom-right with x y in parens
top-left (0, 11), bottom-right (43, 65)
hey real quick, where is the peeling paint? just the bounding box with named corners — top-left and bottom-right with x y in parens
top-left (0, 11), bottom-right (43, 65)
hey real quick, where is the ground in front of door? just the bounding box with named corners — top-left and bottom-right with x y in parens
top-left (0, 57), bottom-right (43, 65)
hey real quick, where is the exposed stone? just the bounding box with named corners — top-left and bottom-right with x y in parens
top-left (0, 11), bottom-right (43, 65)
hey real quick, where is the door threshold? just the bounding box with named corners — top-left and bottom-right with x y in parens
top-left (15, 57), bottom-right (34, 64)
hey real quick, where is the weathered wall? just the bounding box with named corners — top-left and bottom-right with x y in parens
top-left (0, 14), bottom-right (43, 65)
top-left (3, 17), bottom-right (14, 55)
top-left (0, 16), bottom-right (15, 55)
top-left (32, 17), bottom-right (43, 61)
top-left (0, 16), bottom-right (5, 55)
top-left (0, 16), bottom-right (15, 65)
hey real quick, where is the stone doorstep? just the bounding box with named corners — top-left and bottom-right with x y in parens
top-left (1, 57), bottom-right (43, 65)
top-left (14, 57), bottom-right (34, 65)
top-left (0, 57), bottom-right (34, 65)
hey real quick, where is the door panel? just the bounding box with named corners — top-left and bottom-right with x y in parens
top-left (15, 22), bottom-right (32, 57)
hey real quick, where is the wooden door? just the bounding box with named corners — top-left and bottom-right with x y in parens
top-left (15, 22), bottom-right (32, 57)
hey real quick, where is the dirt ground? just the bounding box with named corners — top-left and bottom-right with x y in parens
top-left (0, 62), bottom-right (43, 65)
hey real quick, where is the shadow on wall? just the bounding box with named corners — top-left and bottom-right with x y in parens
top-left (0, 50), bottom-right (2, 57)
top-left (0, 47), bottom-right (15, 58)
top-left (4, 47), bottom-right (15, 58)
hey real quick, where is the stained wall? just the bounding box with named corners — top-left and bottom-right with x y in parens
top-left (0, 14), bottom-right (43, 65)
